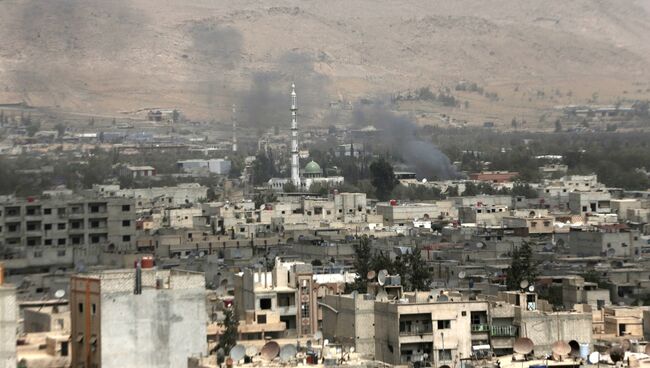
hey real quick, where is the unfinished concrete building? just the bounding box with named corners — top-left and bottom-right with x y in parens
top-left (70, 267), bottom-right (207, 368)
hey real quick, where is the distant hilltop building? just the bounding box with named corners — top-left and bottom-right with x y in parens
top-left (268, 84), bottom-right (344, 191)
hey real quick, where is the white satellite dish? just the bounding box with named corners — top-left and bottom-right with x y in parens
top-left (476, 242), bottom-right (485, 249)
top-left (519, 280), bottom-right (529, 289)
top-left (54, 289), bottom-right (66, 299)
top-left (528, 285), bottom-right (535, 292)
top-left (377, 269), bottom-right (389, 286)
top-left (422, 178), bottom-right (428, 184)
top-left (230, 344), bottom-right (246, 361)
top-left (323, 339), bottom-right (329, 346)
top-left (588, 352), bottom-right (601, 364)
top-left (279, 344), bottom-right (297, 362)
top-left (458, 271), bottom-right (466, 279)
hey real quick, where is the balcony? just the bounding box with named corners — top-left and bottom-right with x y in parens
top-left (471, 324), bottom-right (490, 333)
top-left (491, 325), bottom-right (518, 337)
top-left (399, 325), bottom-right (433, 336)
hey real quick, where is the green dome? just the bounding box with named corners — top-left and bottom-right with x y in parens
top-left (304, 160), bottom-right (322, 175)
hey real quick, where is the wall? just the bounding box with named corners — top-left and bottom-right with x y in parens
top-left (0, 286), bottom-right (17, 368)
top-left (100, 272), bottom-right (207, 368)
top-left (517, 310), bottom-right (592, 354)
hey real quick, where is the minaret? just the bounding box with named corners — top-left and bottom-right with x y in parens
top-left (231, 104), bottom-right (238, 153)
top-left (290, 83), bottom-right (300, 187)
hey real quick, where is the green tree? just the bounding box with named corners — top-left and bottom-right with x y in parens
top-left (505, 241), bottom-right (538, 290)
top-left (347, 236), bottom-right (372, 293)
top-left (406, 247), bottom-right (432, 291)
top-left (251, 152), bottom-right (277, 186)
top-left (217, 307), bottom-right (239, 355)
top-left (369, 157), bottom-right (396, 201)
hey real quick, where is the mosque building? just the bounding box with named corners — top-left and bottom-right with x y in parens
top-left (267, 84), bottom-right (344, 192)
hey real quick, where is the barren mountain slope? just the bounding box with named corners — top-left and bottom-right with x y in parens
top-left (0, 0), bottom-right (648, 123)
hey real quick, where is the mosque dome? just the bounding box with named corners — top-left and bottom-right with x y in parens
top-left (304, 161), bottom-right (323, 176)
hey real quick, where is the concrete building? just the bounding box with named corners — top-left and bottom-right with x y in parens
top-left (569, 190), bottom-right (612, 215)
top-left (459, 204), bottom-right (509, 227)
top-left (177, 159), bottom-right (231, 175)
top-left (377, 201), bottom-right (456, 226)
top-left (561, 276), bottom-right (610, 310)
top-left (233, 258), bottom-right (318, 339)
top-left (119, 165), bottom-right (156, 178)
top-left (0, 268), bottom-right (17, 368)
top-left (567, 226), bottom-right (642, 257)
top-left (0, 196), bottom-right (136, 273)
top-left (469, 171), bottom-right (518, 183)
top-left (70, 267), bottom-right (207, 368)
top-left (93, 183), bottom-right (208, 210)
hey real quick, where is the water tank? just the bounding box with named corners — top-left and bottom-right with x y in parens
top-left (579, 343), bottom-right (590, 360)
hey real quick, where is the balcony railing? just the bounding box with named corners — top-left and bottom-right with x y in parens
top-left (399, 325), bottom-right (433, 336)
top-left (471, 323), bottom-right (490, 333)
top-left (491, 325), bottom-right (518, 337)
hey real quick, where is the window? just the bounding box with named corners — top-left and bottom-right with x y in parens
top-left (91, 236), bottom-right (100, 244)
top-left (437, 320), bottom-right (451, 329)
top-left (91, 304), bottom-right (97, 315)
top-left (90, 205), bottom-right (100, 213)
top-left (33, 250), bottom-right (43, 258)
top-left (257, 315), bottom-right (267, 324)
top-left (122, 235), bottom-right (131, 242)
top-left (439, 349), bottom-right (452, 361)
top-left (122, 205), bottom-right (130, 211)
top-left (57, 250), bottom-right (66, 257)
top-left (44, 208), bottom-right (52, 215)
top-left (44, 223), bottom-right (52, 230)
top-left (72, 237), bottom-right (82, 245)
top-left (57, 208), bottom-right (66, 215)
top-left (78, 303), bottom-right (83, 313)
top-left (44, 239), bottom-right (52, 246)
top-left (260, 298), bottom-right (272, 310)
top-left (58, 238), bottom-right (66, 245)
top-left (122, 220), bottom-right (130, 227)
top-left (58, 223), bottom-right (66, 230)
top-left (90, 221), bottom-right (100, 228)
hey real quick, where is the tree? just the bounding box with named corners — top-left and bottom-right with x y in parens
top-left (347, 236), bottom-right (372, 293)
top-left (369, 157), bottom-right (396, 201)
top-left (505, 241), bottom-right (538, 290)
top-left (406, 247), bottom-right (432, 291)
top-left (217, 307), bottom-right (239, 355)
top-left (251, 152), bottom-right (277, 186)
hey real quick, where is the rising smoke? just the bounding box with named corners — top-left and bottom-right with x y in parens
top-left (237, 51), bottom-right (329, 130)
top-left (353, 104), bottom-right (458, 180)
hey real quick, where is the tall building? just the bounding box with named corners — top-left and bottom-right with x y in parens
top-left (232, 104), bottom-right (238, 153)
top-left (290, 83), bottom-right (300, 187)
top-left (70, 267), bottom-right (207, 368)
top-left (0, 196), bottom-right (136, 273)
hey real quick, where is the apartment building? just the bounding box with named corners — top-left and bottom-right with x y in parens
top-left (0, 268), bottom-right (17, 368)
top-left (0, 196), bottom-right (136, 273)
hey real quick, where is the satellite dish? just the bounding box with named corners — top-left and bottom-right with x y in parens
top-left (313, 331), bottom-right (323, 341)
top-left (607, 248), bottom-right (616, 257)
top-left (519, 280), bottom-right (529, 289)
top-left (528, 285), bottom-right (535, 292)
top-left (552, 341), bottom-right (571, 357)
top-left (437, 294), bottom-right (449, 302)
top-left (54, 289), bottom-right (66, 299)
top-left (260, 341), bottom-right (280, 361)
top-left (513, 338), bottom-right (534, 355)
top-left (230, 344), bottom-right (246, 361)
top-left (476, 242), bottom-right (485, 249)
top-left (422, 178), bottom-right (428, 184)
top-left (588, 352), bottom-right (601, 364)
top-left (610, 347), bottom-right (625, 363)
top-left (458, 271), bottom-right (466, 279)
top-left (377, 269), bottom-right (388, 286)
top-left (367, 270), bottom-right (376, 280)
top-left (279, 344), bottom-right (297, 362)
top-left (245, 346), bottom-right (258, 357)
top-left (323, 339), bottom-right (329, 346)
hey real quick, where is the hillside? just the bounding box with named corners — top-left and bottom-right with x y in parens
top-left (1, 0), bottom-right (649, 126)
